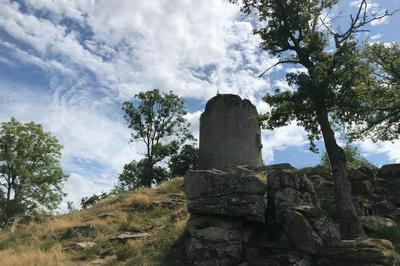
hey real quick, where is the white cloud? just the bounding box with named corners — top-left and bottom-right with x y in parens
top-left (359, 139), bottom-right (400, 164)
top-left (261, 123), bottom-right (309, 164)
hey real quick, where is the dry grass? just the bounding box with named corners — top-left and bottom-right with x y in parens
top-left (0, 177), bottom-right (189, 265)
top-left (0, 244), bottom-right (70, 266)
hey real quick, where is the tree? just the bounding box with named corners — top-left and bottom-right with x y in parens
top-left (121, 89), bottom-right (192, 188)
top-left (116, 159), bottom-right (169, 191)
top-left (232, 0), bottom-right (394, 238)
top-left (0, 118), bottom-right (68, 225)
top-left (80, 191), bottom-right (109, 209)
top-left (320, 144), bottom-right (375, 170)
top-left (169, 144), bottom-right (199, 177)
top-left (347, 43), bottom-right (400, 141)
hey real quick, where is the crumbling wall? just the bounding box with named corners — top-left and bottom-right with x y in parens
top-left (199, 94), bottom-right (263, 169)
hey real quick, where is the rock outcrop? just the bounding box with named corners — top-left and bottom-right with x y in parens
top-left (185, 169), bottom-right (266, 223)
top-left (318, 238), bottom-right (399, 266)
top-left (180, 163), bottom-right (400, 265)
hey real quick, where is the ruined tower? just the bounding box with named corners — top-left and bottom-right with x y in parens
top-left (199, 94), bottom-right (263, 169)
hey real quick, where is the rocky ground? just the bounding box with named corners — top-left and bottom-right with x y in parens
top-left (177, 163), bottom-right (400, 265)
top-left (1, 163), bottom-right (400, 265)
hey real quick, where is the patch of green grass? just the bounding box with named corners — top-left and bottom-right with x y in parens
top-left (39, 239), bottom-right (56, 251)
top-left (0, 232), bottom-right (31, 250)
top-left (115, 245), bottom-right (136, 261)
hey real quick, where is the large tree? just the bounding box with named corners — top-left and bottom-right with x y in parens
top-left (347, 43), bottom-right (400, 141)
top-left (233, 0), bottom-right (394, 238)
top-left (121, 89), bottom-right (192, 188)
top-left (0, 118), bottom-right (68, 225)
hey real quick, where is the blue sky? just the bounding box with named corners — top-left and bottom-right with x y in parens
top-left (0, 0), bottom-right (399, 210)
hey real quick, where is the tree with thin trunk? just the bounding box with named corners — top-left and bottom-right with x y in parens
top-left (121, 89), bottom-right (192, 188)
top-left (0, 117), bottom-right (68, 226)
top-left (232, 0), bottom-right (395, 239)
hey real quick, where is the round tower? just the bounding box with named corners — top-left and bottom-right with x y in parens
top-left (199, 94), bottom-right (263, 169)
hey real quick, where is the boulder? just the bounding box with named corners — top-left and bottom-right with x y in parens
top-left (357, 166), bottom-right (376, 179)
top-left (266, 163), bottom-right (297, 171)
top-left (283, 209), bottom-right (322, 254)
top-left (378, 164), bottom-right (400, 180)
top-left (267, 169), bottom-right (318, 210)
top-left (283, 207), bottom-right (340, 254)
top-left (360, 216), bottom-right (397, 232)
top-left (246, 247), bottom-right (311, 266)
top-left (377, 164), bottom-right (400, 206)
top-left (185, 215), bottom-right (244, 265)
top-left (61, 225), bottom-right (96, 240)
top-left (318, 238), bottom-right (400, 266)
top-left (66, 241), bottom-right (96, 251)
top-left (352, 180), bottom-right (374, 195)
top-left (185, 169), bottom-right (266, 222)
top-left (348, 168), bottom-right (368, 182)
top-left (110, 233), bottom-right (150, 243)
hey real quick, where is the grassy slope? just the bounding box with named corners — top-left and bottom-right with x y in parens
top-left (0, 177), bottom-right (188, 266)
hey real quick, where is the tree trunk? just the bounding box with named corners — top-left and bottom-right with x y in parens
top-left (317, 107), bottom-right (364, 239)
top-left (144, 159), bottom-right (153, 187)
top-left (5, 184), bottom-right (12, 220)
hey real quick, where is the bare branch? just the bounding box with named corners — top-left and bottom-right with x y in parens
top-left (258, 59), bottom-right (300, 78)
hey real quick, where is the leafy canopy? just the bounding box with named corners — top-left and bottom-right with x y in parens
top-left (120, 89), bottom-right (193, 189)
top-left (0, 117), bottom-right (68, 224)
top-left (348, 43), bottom-right (400, 141)
top-left (169, 144), bottom-right (199, 177)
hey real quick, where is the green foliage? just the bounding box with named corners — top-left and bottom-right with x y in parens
top-left (348, 43), bottom-right (400, 142)
top-left (121, 89), bottom-right (192, 188)
top-left (0, 117), bottom-right (68, 226)
top-left (320, 145), bottom-right (375, 170)
top-left (116, 159), bottom-right (169, 191)
top-left (80, 192), bottom-right (108, 209)
top-left (169, 144), bottom-right (199, 177)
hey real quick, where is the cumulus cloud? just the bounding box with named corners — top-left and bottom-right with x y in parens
top-left (0, 0), bottom-right (335, 209)
top-left (349, 0), bottom-right (390, 25)
top-left (261, 123), bottom-right (309, 164)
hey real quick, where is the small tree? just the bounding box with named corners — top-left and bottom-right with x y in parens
top-left (116, 159), bottom-right (169, 191)
top-left (232, 0), bottom-right (394, 238)
top-left (121, 89), bottom-right (192, 188)
top-left (320, 144), bottom-right (375, 170)
top-left (0, 118), bottom-right (68, 225)
top-left (169, 144), bottom-right (199, 177)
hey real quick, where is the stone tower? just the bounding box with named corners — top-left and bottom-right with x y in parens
top-left (199, 94), bottom-right (263, 169)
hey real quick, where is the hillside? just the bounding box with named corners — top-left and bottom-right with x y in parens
top-left (0, 178), bottom-right (188, 265)
top-left (2, 164), bottom-right (400, 265)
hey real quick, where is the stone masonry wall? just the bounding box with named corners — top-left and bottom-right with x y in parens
top-left (199, 94), bottom-right (263, 170)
